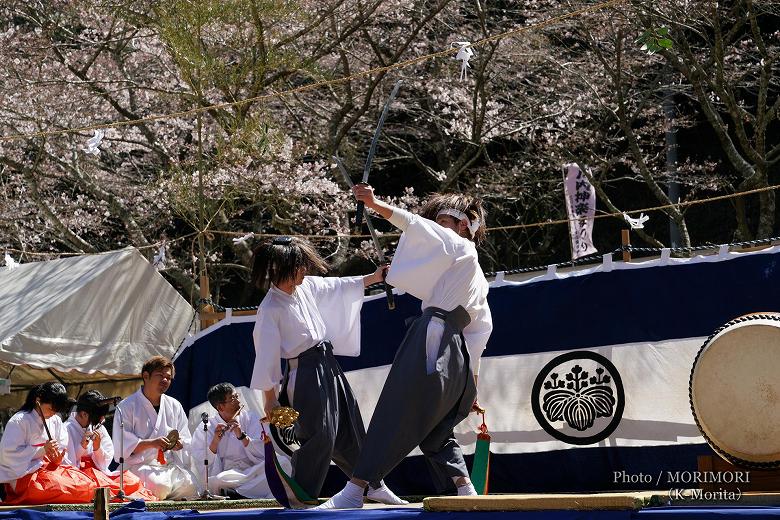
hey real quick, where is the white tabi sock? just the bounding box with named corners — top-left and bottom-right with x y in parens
top-left (313, 482), bottom-right (365, 510)
top-left (367, 482), bottom-right (409, 505)
top-left (457, 481), bottom-right (477, 496)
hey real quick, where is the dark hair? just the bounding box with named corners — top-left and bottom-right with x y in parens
top-left (420, 193), bottom-right (487, 244)
top-left (76, 390), bottom-right (110, 425)
top-left (207, 383), bottom-right (235, 408)
top-left (141, 356), bottom-right (175, 379)
top-left (251, 237), bottom-right (328, 290)
top-left (21, 382), bottom-right (75, 414)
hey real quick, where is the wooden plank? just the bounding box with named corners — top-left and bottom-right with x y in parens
top-left (424, 492), bottom-right (648, 511)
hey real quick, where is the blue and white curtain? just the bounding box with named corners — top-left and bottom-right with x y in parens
top-left (171, 246), bottom-right (780, 494)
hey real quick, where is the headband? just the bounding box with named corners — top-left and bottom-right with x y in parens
top-left (436, 208), bottom-right (480, 238)
top-left (272, 236), bottom-right (293, 245)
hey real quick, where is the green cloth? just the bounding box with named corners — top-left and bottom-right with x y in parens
top-left (470, 433), bottom-right (491, 494)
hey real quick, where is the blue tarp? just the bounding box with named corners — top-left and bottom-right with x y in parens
top-left (6, 504), bottom-right (780, 520)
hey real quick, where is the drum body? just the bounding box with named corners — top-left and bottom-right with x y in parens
top-left (690, 313), bottom-right (780, 468)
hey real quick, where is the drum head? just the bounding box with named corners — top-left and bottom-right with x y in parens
top-left (690, 313), bottom-right (780, 468)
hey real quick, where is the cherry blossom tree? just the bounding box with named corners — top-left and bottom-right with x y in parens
top-left (1, 0), bottom-right (778, 307)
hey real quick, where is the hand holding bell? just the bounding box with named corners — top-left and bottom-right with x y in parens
top-left (269, 406), bottom-right (299, 429)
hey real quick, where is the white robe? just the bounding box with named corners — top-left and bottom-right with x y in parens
top-left (112, 389), bottom-right (197, 500)
top-left (0, 411), bottom-right (69, 485)
top-left (386, 207), bottom-right (493, 374)
top-left (64, 415), bottom-right (113, 472)
top-left (190, 409), bottom-right (291, 498)
top-left (250, 276), bottom-right (365, 392)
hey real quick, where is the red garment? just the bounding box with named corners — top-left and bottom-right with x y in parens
top-left (79, 459), bottom-right (157, 502)
top-left (2, 465), bottom-right (96, 505)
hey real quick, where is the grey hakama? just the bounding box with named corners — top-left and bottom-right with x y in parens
top-left (317, 207), bottom-right (492, 507)
top-left (352, 305), bottom-right (476, 492)
top-left (280, 341), bottom-right (380, 498)
top-left (250, 276), bottom-right (375, 499)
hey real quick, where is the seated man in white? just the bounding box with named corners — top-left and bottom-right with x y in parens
top-left (192, 383), bottom-right (291, 499)
top-left (112, 356), bottom-right (197, 500)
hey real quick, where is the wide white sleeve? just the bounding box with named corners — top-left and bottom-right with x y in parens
top-left (0, 416), bottom-right (44, 482)
top-left (64, 421), bottom-right (85, 468)
top-left (54, 417), bottom-right (71, 467)
top-left (305, 276), bottom-right (364, 357)
top-left (112, 402), bottom-right (142, 463)
top-left (250, 308), bottom-right (283, 391)
top-left (385, 213), bottom-right (456, 302)
top-left (92, 424), bottom-right (114, 472)
top-left (174, 401), bottom-right (192, 449)
top-left (463, 304), bottom-right (493, 375)
top-left (386, 206), bottom-right (414, 231)
top-left (166, 399), bottom-right (193, 469)
top-left (241, 412), bottom-right (265, 465)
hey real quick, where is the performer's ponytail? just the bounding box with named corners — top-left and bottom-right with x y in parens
top-left (252, 237), bottom-right (329, 290)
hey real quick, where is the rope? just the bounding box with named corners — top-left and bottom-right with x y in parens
top-left (199, 235), bottom-right (780, 310)
top-left (171, 306), bottom-right (199, 360)
top-left (483, 249), bottom-right (614, 277)
top-left (485, 235), bottom-right (780, 277)
top-left (196, 298), bottom-right (258, 314)
top-left (1, 232), bottom-right (198, 258)
top-left (4, 182), bottom-right (780, 258)
top-left (487, 182), bottom-right (780, 233)
top-left (147, 181), bottom-right (780, 243)
top-left (0, 0), bottom-right (627, 143)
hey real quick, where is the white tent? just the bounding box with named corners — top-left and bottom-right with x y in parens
top-left (0, 247), bottom-right (194, 411)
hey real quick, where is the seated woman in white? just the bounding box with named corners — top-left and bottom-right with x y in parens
top-left (65, 390), bottom-right (155, 500)
top-left (0, 382), bottom-right (96, 505)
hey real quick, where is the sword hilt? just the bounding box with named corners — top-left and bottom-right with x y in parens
top-left (355, 182), bottom-right (367, 231)
top-left (355, 201), bottom-right (365, 230)
top-left (383, 284), bottom-right (395, 310)
top-left (382, 266), bottom-right (395, 310)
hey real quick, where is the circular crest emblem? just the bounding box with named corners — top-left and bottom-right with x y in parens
top-left (531, 351), bottom-right (625, 445)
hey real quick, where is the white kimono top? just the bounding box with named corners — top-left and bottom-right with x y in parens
top-left (64, 414), bottom-right (113, 472)
top-left (111, 389), bottom-right (191, 468)
top-left (386, 207), bottom-right (493, 374)
top-left (250, 276), bottom-right (364, 391)
top-left (0, 410), bottom-right (69, 483)
top-left (191, 409), bottom-right (265, 473)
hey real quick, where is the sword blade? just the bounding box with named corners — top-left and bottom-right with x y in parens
top-left (356, 79), bottom-right (403, 230)
top-left (333, 155), bottom-right (386, 262)
top-left (361, 80), bottom-right (403, 184)
top-left (333, 155), bottom-right (395, 310)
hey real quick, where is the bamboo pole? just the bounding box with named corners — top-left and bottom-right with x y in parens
top-left (199, 274), bottom-right (218, 330)
top-left (621, 229), bottom-right (631, 262)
